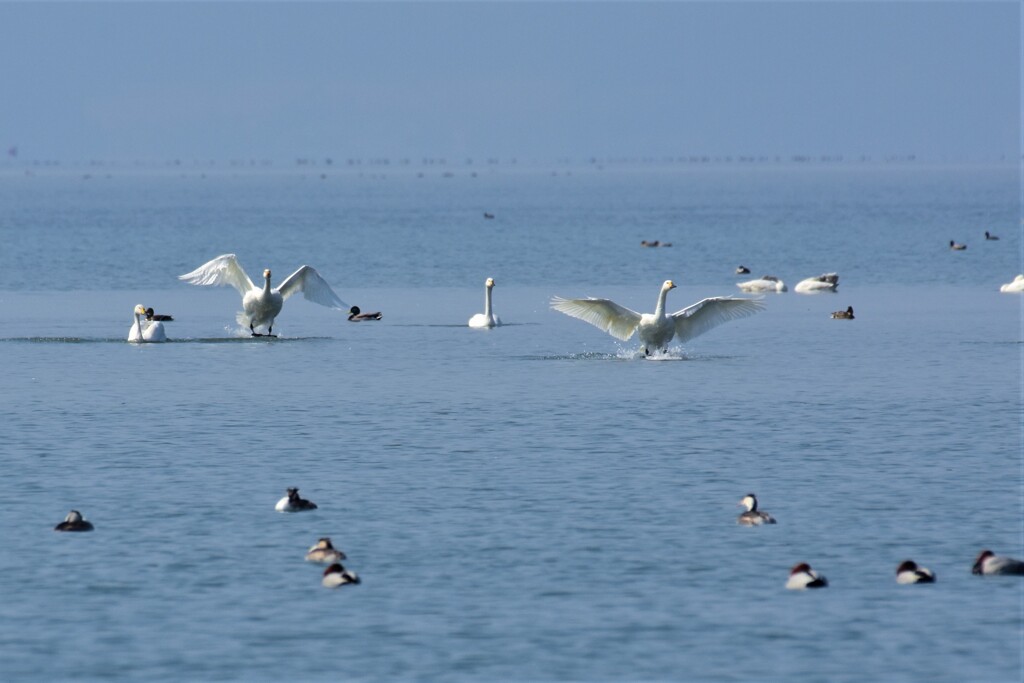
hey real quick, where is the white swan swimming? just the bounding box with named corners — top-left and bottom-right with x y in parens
top-left (794, 273), bottom-right (839, 293)
top-left (468, 277), bottom-right (501, 328)
top-left (179, 254), bottom-right (347, 336)
top-left (737, 275), bottom-right (787, 293)
top-left (550, 279), bottom-right (764, 356)
top-left (128, 304), bottom-right (167, 343)
top-left (999, 275), bottom-right (1024, 293)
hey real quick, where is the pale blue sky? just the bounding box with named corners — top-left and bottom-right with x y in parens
top-left (1, 2), bottom-right (1018, 163)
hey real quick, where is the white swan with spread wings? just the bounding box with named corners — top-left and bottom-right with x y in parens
top-left (179, 254), bottom-right (348, 336)
top-left (550, 279), bottom-right (764, 355)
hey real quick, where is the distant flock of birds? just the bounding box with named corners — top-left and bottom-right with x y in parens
top-left (53, 492), bottom-right (1024, 589)
top-left (53, 487), bottom-right (361, 589)
top-left (127, 238), bottom-right (1022, 346)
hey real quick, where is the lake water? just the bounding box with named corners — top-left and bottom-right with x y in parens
top-left (0, 164), bottom-right (1021, 682)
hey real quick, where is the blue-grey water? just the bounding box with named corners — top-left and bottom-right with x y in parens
top-left (0, 164), bottom-right (1021, 682)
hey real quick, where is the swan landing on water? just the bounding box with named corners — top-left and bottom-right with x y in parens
top-left (179, 254), bottom-right (348, 336)
top-left (550, 279), bottom-right (764, 356)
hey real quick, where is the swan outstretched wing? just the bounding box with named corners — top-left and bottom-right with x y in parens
top-left (276, 266), bottom-right (348, 309)
top-left (671, 297), bottom-right (764, 343)
top-left (550, 296), bottom-right (642, 341)
top-left (178, 254), bottom-right (255, 296)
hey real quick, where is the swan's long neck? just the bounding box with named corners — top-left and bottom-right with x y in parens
top-left (133, 313), bottom-right (143, 336)
top-left (263, 274), bottom-right (273, 294)
top-left (654, 287), bottom-right (670, 318)
top-left (484, 286), bottom-right (493, 318)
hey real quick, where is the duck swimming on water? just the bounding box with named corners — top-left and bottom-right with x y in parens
top-left (322, 563), bottom-right (360, 587)
top-left (348, 306), bottom-right (382, 321)
top-left (54, 510), bottom-right (94, 532)
top-left (306, 537), bottom-right (346, 563)
top-left (786, 563), bottom-right (828, 589)
top-left (737, 493), bottom-right (776, 525)
top-left (896, 560), bottom-right (935, 584)
top-left (972, 549), bottom-right (1024, 575)
top-left (831, 306), bottom-right (855, 319)
top-left (275, 488), bottom-right (318, 512)
top-left (145, 307), bottom-right (174, 322)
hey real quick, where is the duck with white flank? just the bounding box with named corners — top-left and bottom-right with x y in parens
top-left (145, 307), bottom-right (174, 322)
top-left (737, 275), bottom-right (787, 293)
top-left (896, 560), bottom-right (935, 584)
top-left (275, 487), bottom-right (318, 512)
top-left (128, 304), bottom-right (167, 343)
top-left (786, 563), bottom-right (829, 589)
top-left (348, 306), bottom-right (382, 321)
top-left (468, 277), bottom-right (501, 328)
top-left (179, 254), bottom-right (347, 337)
top-left (949, 240), bottom-right (967, 251)
top-left (794, 273), bottom-right (839, 293)
top-left (551, 279), bottom-right (763, 357)
top-left (972, 549), bottom-right (1024, 576)
top-left (737, 493), bottom-right (776, 526)
top-left (831, 306), bottom-right (855, 320)
top-left (306, 538), bottom-right (346, 563)
top-left (322, 563), bottom-right (360, 587)
top-left (735, 265), bottom-right (751, 275)
top-left (54, 510), bottom-right (94, 532)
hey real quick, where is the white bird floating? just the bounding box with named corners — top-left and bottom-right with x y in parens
top-left (794, 273), bottom-right (839, 293)
top-left (737, 275), bottom-right (787, 293)
top-left (179, 254), bottom-right (347, 337)
top-left (128, 304), bottom-right (167, 343)
top-left (550, 279), bottom-right (764, 356)
top-left (468, 277), bottom-right (501, 328)
top-left (999, 275), bottom-right (1024, 293)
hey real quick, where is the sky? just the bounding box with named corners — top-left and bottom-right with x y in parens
top-left (1, 1), bottom-right (1019, 164)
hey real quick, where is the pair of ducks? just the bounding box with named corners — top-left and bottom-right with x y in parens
top-left (640, 240), bottom-right (672, 247)
top-left (786, 561), bottom-right (934, 589)
top-left (273, 488), bottom-right (360, 588)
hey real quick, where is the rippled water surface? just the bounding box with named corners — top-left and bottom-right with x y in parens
top-left (0, 166), bottom-right (1021, 682)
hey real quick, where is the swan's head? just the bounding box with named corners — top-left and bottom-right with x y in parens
top-left (134, 304), bottom-right (147, 317)
top-left (485, 277), bottom-right (495, 288)
top-left (663, 280), bottom-right (677, 291)
top-left (263, 268), bottom-right (272, 281)
top-left (65, 510), bottom-right (83, 523)
top-left (739, 494), bottom-right (757, 511)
